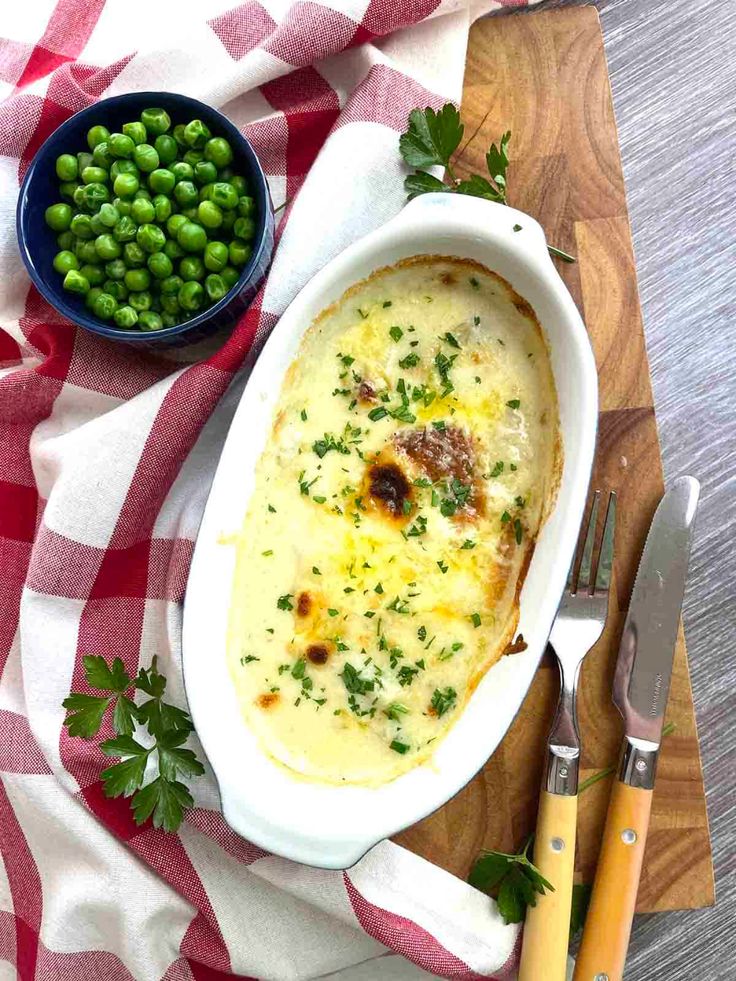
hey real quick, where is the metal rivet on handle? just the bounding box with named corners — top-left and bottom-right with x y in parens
top-left (621, 828), bottom-right (637, 845)
top-left (635, 759), bottom-right (647, 772)
top-left (550, 837), bottom-right (565, 852)
top-left (594, 974), bottom-right (609, 981)
top-left (559, 765), bottom-right (568, 777)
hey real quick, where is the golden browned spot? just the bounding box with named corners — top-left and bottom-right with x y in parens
top-left (394, 426), bottom-right (485, 519)
top-left (439, 271), bottom-right (456, 285)
top-left (256, 692), bottom-right (280, 709)
top-left (306, 644), bottom-right (329, 665)
top-left (297, 591), bottom-right (312, 617)
top-left (358, 381), bottom-right (376, 403)
top-left (503, 634), bottom-right (528, 656)
top-left (367, 460), bottom-right (411, 518)
top-left (514, 297), bottom-right (535, 320)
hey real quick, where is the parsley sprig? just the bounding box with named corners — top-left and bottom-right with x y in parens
top-left (399, 105), bottom-right (575, 264)
top-left (62, 655), bottom-right (204, 833)
top-left (468, 836), bottom-right (554, 924)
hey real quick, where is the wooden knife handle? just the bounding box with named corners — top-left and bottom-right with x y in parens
top-left (573, 780), bottom-right (653, 981)
top-left (518, 790), bottom-right (577, 981)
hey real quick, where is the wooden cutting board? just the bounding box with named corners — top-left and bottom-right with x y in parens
top-left (393, 5), bottom-right (715, 913)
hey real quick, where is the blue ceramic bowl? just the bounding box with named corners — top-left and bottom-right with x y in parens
top-left (16, 92), bottom-right (274, 348)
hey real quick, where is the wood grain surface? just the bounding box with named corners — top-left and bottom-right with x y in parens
top-left (392, 6), bottom-right (715, 916)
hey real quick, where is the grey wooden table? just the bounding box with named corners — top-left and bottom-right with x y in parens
top-left (511, 0), bottom-right (735, 977)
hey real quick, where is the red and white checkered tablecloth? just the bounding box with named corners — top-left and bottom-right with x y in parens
top-left (0, 2), bottom-right (540, 979)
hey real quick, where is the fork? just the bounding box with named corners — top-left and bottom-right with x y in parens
top-left (518, 490), bottom-right (617, 981)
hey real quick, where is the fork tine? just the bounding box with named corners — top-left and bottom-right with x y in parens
top-left (577, 490), bottom-right (601, 593)
top-left (594, 492), bottom-right (616, 593)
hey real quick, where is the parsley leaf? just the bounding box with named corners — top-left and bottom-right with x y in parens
top-left (130, 776), bottom-right (194, 833)
top-left (61, 693), bottom-right (112, 739)
top-left (399, 105), bottom-right (463, 171)
top-left (468, 838), bottom-right (554, 925)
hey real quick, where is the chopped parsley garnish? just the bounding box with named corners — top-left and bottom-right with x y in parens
top-left (397, 665), bottom-right (419, 687)
top-left (240, 655), bottom-right (259, 665)
top-left (364, 610), bottom-right (376, 618)
top-left (291, 658), bottom-right (306, 680)
top-left (268, 504), bottom-right (277, 513)
top-left (406, 514), bottom-right (427, 537)
top-left (358, 308), bottom-right (369, 319)
top-left (386, 596), bottom-right (410, 614)
top-left (385, 702), bottom-right (409, 721)
top-left (383, 300), bottom-right (392, 308)
top-left (327, 608), bottom-right (339, 617)
top-left (513, 223), bottom-right (522, 232)
top-left (490, 460), bottom-right (504, 477)
top-left (437, 559), bottom-right (449, 574)
top-left (368, 406), bottom-right (388, 422)
top-left (312, 496), bottom-right (326, 504)
top-left (390, 739), bottom-right (410, 754)
top-left (262, 549), bottom-right (273, 557)
top-left (312, 566), bottom-right (321, 575)
top-left (510, 463), bottom-right (518, 471)
top-left (501, 510), bottom-right (511, 524)
top-left (338, 353), bottom-right (355, 367)
top-left (432, 419), bottom-right (446, 430)
top-left (374, 582), bottom-right (384, 594)
top-left (399, 352), bottom-right (420, 369)
top-left (277, 594), bottom-right (293, 611)
top-left (473, 316), bottom-right (480, 326)
top-left (341, 663), bottom-right (375, 695)
top-left (461, 539), bottom-right (476, 550)
top-left (417, 625), bottom-right (427, 641)
top-left (434, 350), bottom-right (457, 387)
top-left (299, 472), bottom-right (317, 495)
top-left (514, 517), bottom-right (523, 544)
top-left (470, 612), bottom-right (482, 628)
top-left (300, 409), bottom-right (307, 421)
top-left (313, 432), bottom-right (350, 458)
top-left (431, 686), bottom-right (457, 717)
top-left (515, 495), bottom-right (526, 508)
top-left (442, 331), bottom-right (461, 349)
top-left (469, 277), bottom-right (480, 289)
top-left (389, 325), bottom-right (403, 342)
top-left (506, 399), bottom-right (521, 409)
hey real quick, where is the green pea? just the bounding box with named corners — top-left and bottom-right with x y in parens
top-left (148, 252), bottom-right (173, 279)
top-left (167, 214), bottom-right (188, 238)
top-left (183, 119), bottom-right (211, 149)
top-left (148, 168), bottom-right (176, 195)
top-left (229, 239), bottom-right (252, 267)
top-left (238, 195), bottom-right (256, 218)
top-left (173, 124), bottom-right (187, 146)
top-left (105, 258), bottom-right (127, 281)
top-left (95, 234), bottom-right (121, 261)
top-left (103, 279), bottom-right (128, 301)
top-left (154, 134), bottom-right (178, 165)
top-left (112, 216), bottom-right (136, 242)
top-left (158, 272), bottom-right (181, 293)
top-left (180, 256), bottom-right (205, 282)
top-left (234, 216), bottom-right (256, 240)
top-left (152, 194), bottom-right (172, 223)
top-left (219, 209), bottom-right (236, 232)
top-left (197, 200), bottom-right (222, 229)
top-left (56, 230), bottom-right (75, 250)
top-left (160, 311), bottom-right (179, 328)
top-left (114, 305), bottom-right (139, 329)
top-left (183, 149), bottom-right (204, 168)
top-left (177, 221), bottom-right (207, 253)
top-left (86, 287), bottom-right (103, 310)
top-left (131, 197), bottom-right (155, 225)
top-left (134, 187), bottom-right (152, 201)
top-left (83, 182), bottom-right (110, 210)
top-left (169, 161), bottom-right (194, 182)
top-left (221, 265), bottom-right (240, 288)
top-left (194, 160), bottom-right (217, 186)
top-left (179, 206), bottom-right (199, 221)
top-left (178, 280), bottom-right (204, 311)
top-left (141, 108), bottom-right (171, 136)
top-left (123, 242), bottom-right (146, 267)
top-left (53, 250), bottom-right (78, 275)
top-left (173, 181), bottom-right (198, 208)
top-left (89, 213), bottom-right (106, 237)
top-left (45, 203), bottom-right (72, 232)
top-left (163, 238), bottom-right (184, 261)
top-left (110, 159), bottom-right (139, 180)
top-left (81, 165), bottom-right (107, 185)
top-left (92, 142), bottom-right (113, 169)
top-left (160, 293), bottom-right (180, 314)
top-left (87, 125), bottom-right (110, 150)
top-left (205, 273), bottom-right (228, 302)
top-left (211, 182), bottom-right (239, 210)
top-left (63, 269), bottom-right (89, 294)
top-left (73, 185), bottom-right (88, 210)
top-left (109, 133), bottom-right (135, 159)
top-left (129, 290), bottom-right (153, 312)
top-left (59, 181), bottom-right (80, 201)
top-left (133, 143), bottom-right (159, 173)
top-left (230, 175), bottom-right (248, 197)
top-left (55, 154), bottom-right (78, 181)
top-left (198, 182), bottom-right (214, 202)
top-left (124, 267), bottom-right (151, 291)
top-left (80, 264), bottom-right (105, 287)
top-left (76, 240), bottom-right (99, 264)
top-left (98, 203), bottom-right (120, 228)
top-left (113, 196), bottom-right (132, 216)
top-left (69, 213), bottom-right (92, 240)
top-left (136, 223), bottom-right (165, 254)
top-left (113, 173), bottom-right (139, 198)
top-left (122, 121), bottom-right (147, 145)
top-left (204, 240), bottom-right (228, 272)
top-left (138, 310), bottom-right (163, 332)
top-left (204, 137), bottom-right (233, 169)
top-left (92, 292), bottom-right (118, 320)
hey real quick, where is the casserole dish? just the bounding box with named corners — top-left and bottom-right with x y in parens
top-left (182, 194), bottom-right (597, 868)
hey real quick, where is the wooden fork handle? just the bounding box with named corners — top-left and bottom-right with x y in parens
top-left (518, 790), bottom-right (577, 981)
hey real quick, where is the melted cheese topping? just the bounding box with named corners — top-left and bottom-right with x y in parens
top-left (227, 256), bottom-right (561, 785)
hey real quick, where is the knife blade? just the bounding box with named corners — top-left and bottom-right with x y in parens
top-left (613, 475), bottom-right (700, 751)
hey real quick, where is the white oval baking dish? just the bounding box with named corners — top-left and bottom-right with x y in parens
top-left (182, 194), bottom-right (597, 869)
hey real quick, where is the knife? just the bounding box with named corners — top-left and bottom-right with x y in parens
top-left (573, 475), bottom-right (700, 981)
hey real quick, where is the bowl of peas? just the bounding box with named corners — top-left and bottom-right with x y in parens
top-left (16, 92), bottom-right (274, 347)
